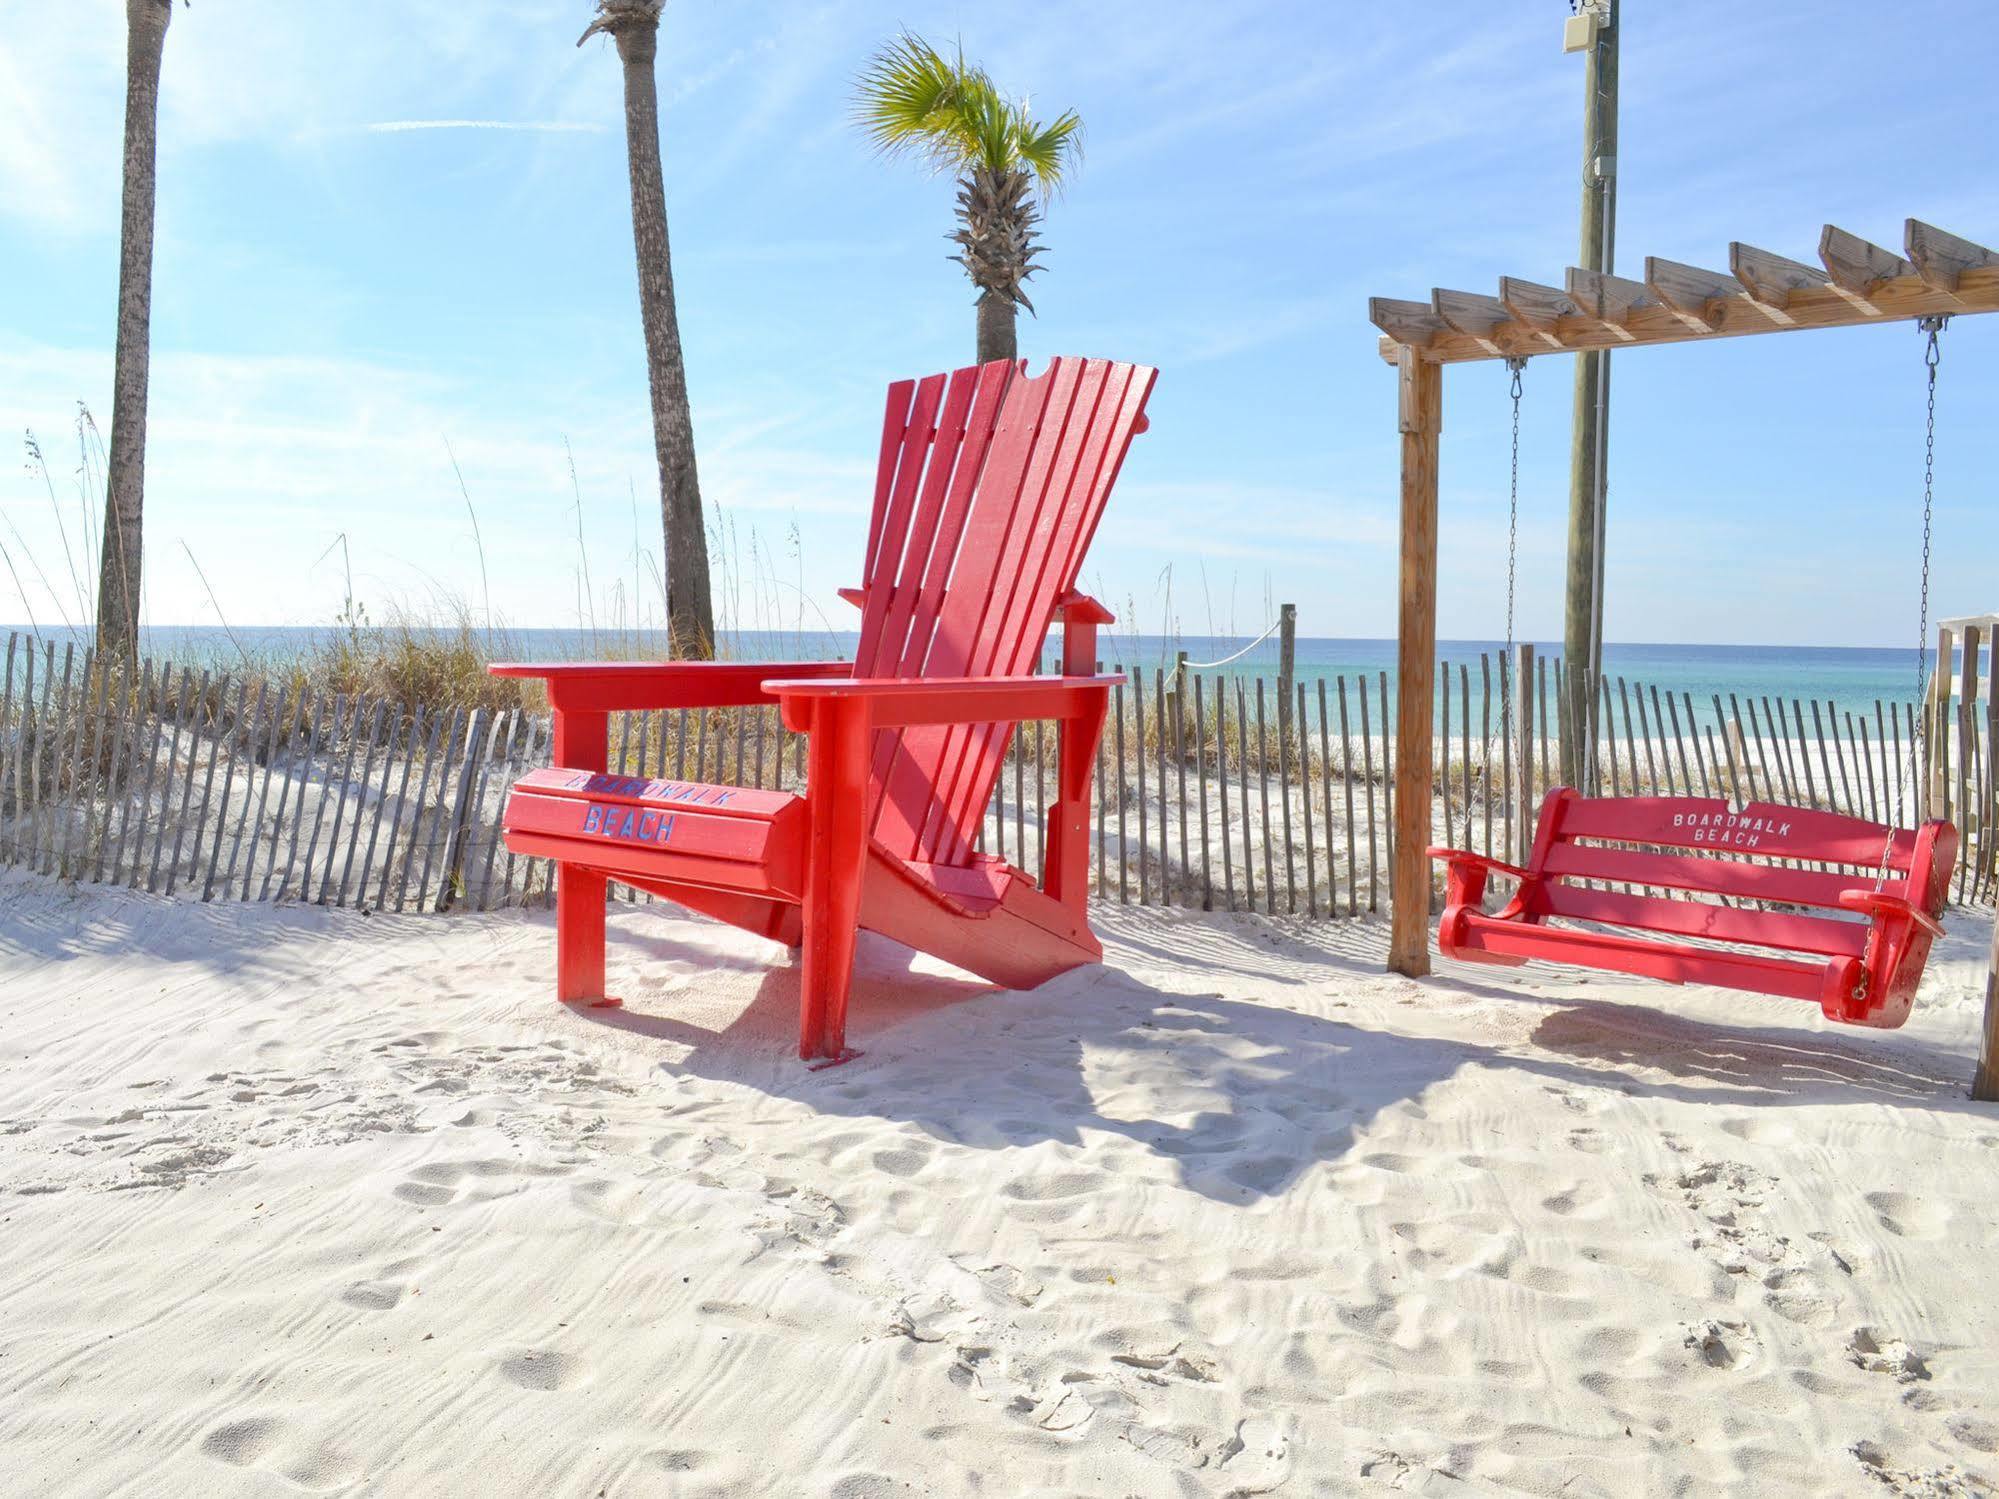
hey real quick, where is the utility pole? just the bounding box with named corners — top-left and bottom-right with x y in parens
top-left (1562, 0), bottom-right (1618, 791)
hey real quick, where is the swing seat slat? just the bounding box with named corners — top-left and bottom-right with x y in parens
top-left (1430, 788), bottom-right (1956, 1029)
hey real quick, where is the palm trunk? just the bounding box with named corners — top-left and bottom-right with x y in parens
top-left (610, 22), bottom-right (713, 660)
top-left (976, 292), bottom-right (1017, 366)
top-left (97, 0), bottom-right (171, 663)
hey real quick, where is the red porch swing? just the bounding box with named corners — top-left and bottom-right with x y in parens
top-left (1371, 221), bottom-right (1985, 1031)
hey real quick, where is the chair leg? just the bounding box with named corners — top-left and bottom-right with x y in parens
top-left (556, 865), bottom-right (617, 1007)
top-left (799, 699), bottom-right (870, 1060)
top-left (549, 706), bottom-right (616, 1007)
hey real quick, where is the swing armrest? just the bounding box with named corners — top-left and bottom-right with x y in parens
top-left (1426, 846), bottom-right (1532, 882)
top-left (1837, 889), bottom-right (1945, 940)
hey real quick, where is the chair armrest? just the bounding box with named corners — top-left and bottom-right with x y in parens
top-left (1837, 889), bottom-right (1946, 939)
top-left (1426, 846), bottom-right (1532, 882)
top-left (1056, 589), bottom-right (1115, 626)
top-left (837, 588), bottom-right (866, 609)
top-left (767, 674), bottom-right (1121, 732)
top-left (489, 660), bottom-right (854, 712)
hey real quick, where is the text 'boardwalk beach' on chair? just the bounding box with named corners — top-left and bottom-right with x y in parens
top-left (1430, 789), bottom-right (1956, 1029)
top-left (493, 356), bottom-right (1157, 1059)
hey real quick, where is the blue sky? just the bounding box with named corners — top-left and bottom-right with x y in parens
top-left (2, 0), bottom-right (1995, 648)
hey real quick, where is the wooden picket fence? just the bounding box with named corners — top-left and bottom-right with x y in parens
top-left (0, 631), bottom-right (1992, 920)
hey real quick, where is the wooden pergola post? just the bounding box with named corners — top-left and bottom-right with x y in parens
top-left (1389, 346), bottom-right (1441, 975)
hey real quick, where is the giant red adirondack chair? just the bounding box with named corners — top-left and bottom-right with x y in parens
top-left (493, 356), bottom-right (1156, 1059)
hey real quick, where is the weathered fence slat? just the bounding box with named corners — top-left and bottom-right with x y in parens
top-left (1255, 678), bottom-right (1276, 914)
top-left (1318, 678), bottom-right (1338, 918)
top-left (473, 711), bottom-right (519, 911)
top-left (96, 659), bottom-right (139, 884)
top-left (174, 672), bottom-right (231, 898)
top-left (1298, 683), bottom-right (1318, 919)
top-left (38, 643), bottom-right (75, 877)
top-left (438, 708), bottom-right (493, 912)
top-left (143, 667), bottom-right (191, 893)
top-left (116, 660), bottom-right (164, 886)
top-left (1357, 677), bottom-right (1378, 912)
top-left (256, 686), bottom-right (309, 903)
top-left (326, 700), bottom-right (386, 906)
top-left (297, 692), bottom-right (352, 903)
top-left (378, 706), bottom-right (432, 912)
top-left (355, 706), bottom-right (408, 910)
top-left (411, 708), bottom-right (467, 913)
top-left (1235, 678), bottom-right (1256, 914)
top-left (272, 686), bottom-right (328, 902)
top-left (202, 679), bottom-right (252, 900)
top-left (313, 695), bottom-right (369, 905)
top-left (1215, 675), bottom-right (1235, 910)
top-left (1194, 674), bottom-right (1212, 910)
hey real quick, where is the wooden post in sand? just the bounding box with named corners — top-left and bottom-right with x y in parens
top-left (1975, 911), bottom-right (1999, 1103)
top-left (1389, 347), bottom-right (1440, 976)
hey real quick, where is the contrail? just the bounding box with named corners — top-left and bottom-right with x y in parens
top-left (362, 119), bottom-right (604, 134)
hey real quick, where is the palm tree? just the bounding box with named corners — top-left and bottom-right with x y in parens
top-left (853, 34), bottom-right (1082, 366)
top-left (579, 0), bottom-right (713, 658)
top-left (97, 0), bottom-right (176, 663)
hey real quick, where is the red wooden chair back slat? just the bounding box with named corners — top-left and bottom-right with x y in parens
top-left (852, 356), bottom-right (1156, 867)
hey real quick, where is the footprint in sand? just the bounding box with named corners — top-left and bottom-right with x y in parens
top-left (338, 1279), bottom-right (407, 1311)
top-left (393, 1180), bottom-right (456, 1206)
top-left (1217, 1414), bottom-right (1292, 1495)
top-left (498, 1347), bottom-right (588, 1392)
top-left (1719, 1115), bottom-right (1796, 1146)
top-left (1539, 1181), bottom-right (1609, 1219)
top-left (1863, 1190), bottom-right (1953, 1240)
top-left (1001, 1170), bottom-right (1104, 1202)
top-left (1682, 1319), bottom-right (1758, 1371)
top-left (1848, 1327), bottom-right (1931, 1383)
top-left (1947, 1416), bottom-right (1999, 1454)
top-left (200, 1415), bottom-right (360, 1491)
top-left (870, 1144), bottom-right (931, 1178)
top-left (645, 1448), bottom-right (716, 1473)
top-left (393, 1157), bottom-right (571, 1208)
top-left (1761, 1266), bottom-right (1840, 1328)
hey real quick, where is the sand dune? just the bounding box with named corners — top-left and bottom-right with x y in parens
top-left (1, 871), bottom-right (1995, 1496)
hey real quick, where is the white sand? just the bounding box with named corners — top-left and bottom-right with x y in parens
top-left (2, 873), bottom-right (1996, 1498)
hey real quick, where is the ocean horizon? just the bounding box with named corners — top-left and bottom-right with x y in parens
top-left (0, 624), bottom-right (1963, 736)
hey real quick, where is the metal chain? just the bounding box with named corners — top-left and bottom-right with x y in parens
top-left (1500, 356), bottom-right (1526, 759)
top-left (1871, 314), bottom-right (1947, 902)
top-left (1915, 316), bottom-right (1944, 735)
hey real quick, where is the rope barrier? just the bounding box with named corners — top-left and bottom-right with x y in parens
top-left (1183, 619), bottom-right (1284, 670)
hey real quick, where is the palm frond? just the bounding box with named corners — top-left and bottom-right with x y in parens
top-left (852, 32), bottom-right (976, 170)
top-left (1014, 109), bottom-right (1082, 193)
top-left (852, 31), bottom-right (1081, 191)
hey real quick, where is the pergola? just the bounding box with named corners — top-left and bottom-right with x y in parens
top-left (1368, 216), bottom-right (1999, 1098)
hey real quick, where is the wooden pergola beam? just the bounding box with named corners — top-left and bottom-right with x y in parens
top-left (1820, 224), bottom-right (1914, 301)
top-left (1565, 266), bottom-right (1659, 329)
top-left (1907, 218), bottom-right (1999, 293)
top-left (1374, 221), bottom-right (1999, 364)
top-left (1728, 242), bottom-right (1820, 318)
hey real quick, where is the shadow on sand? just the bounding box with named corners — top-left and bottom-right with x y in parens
top-left (578, 906), bottom-right (1993, 1203)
